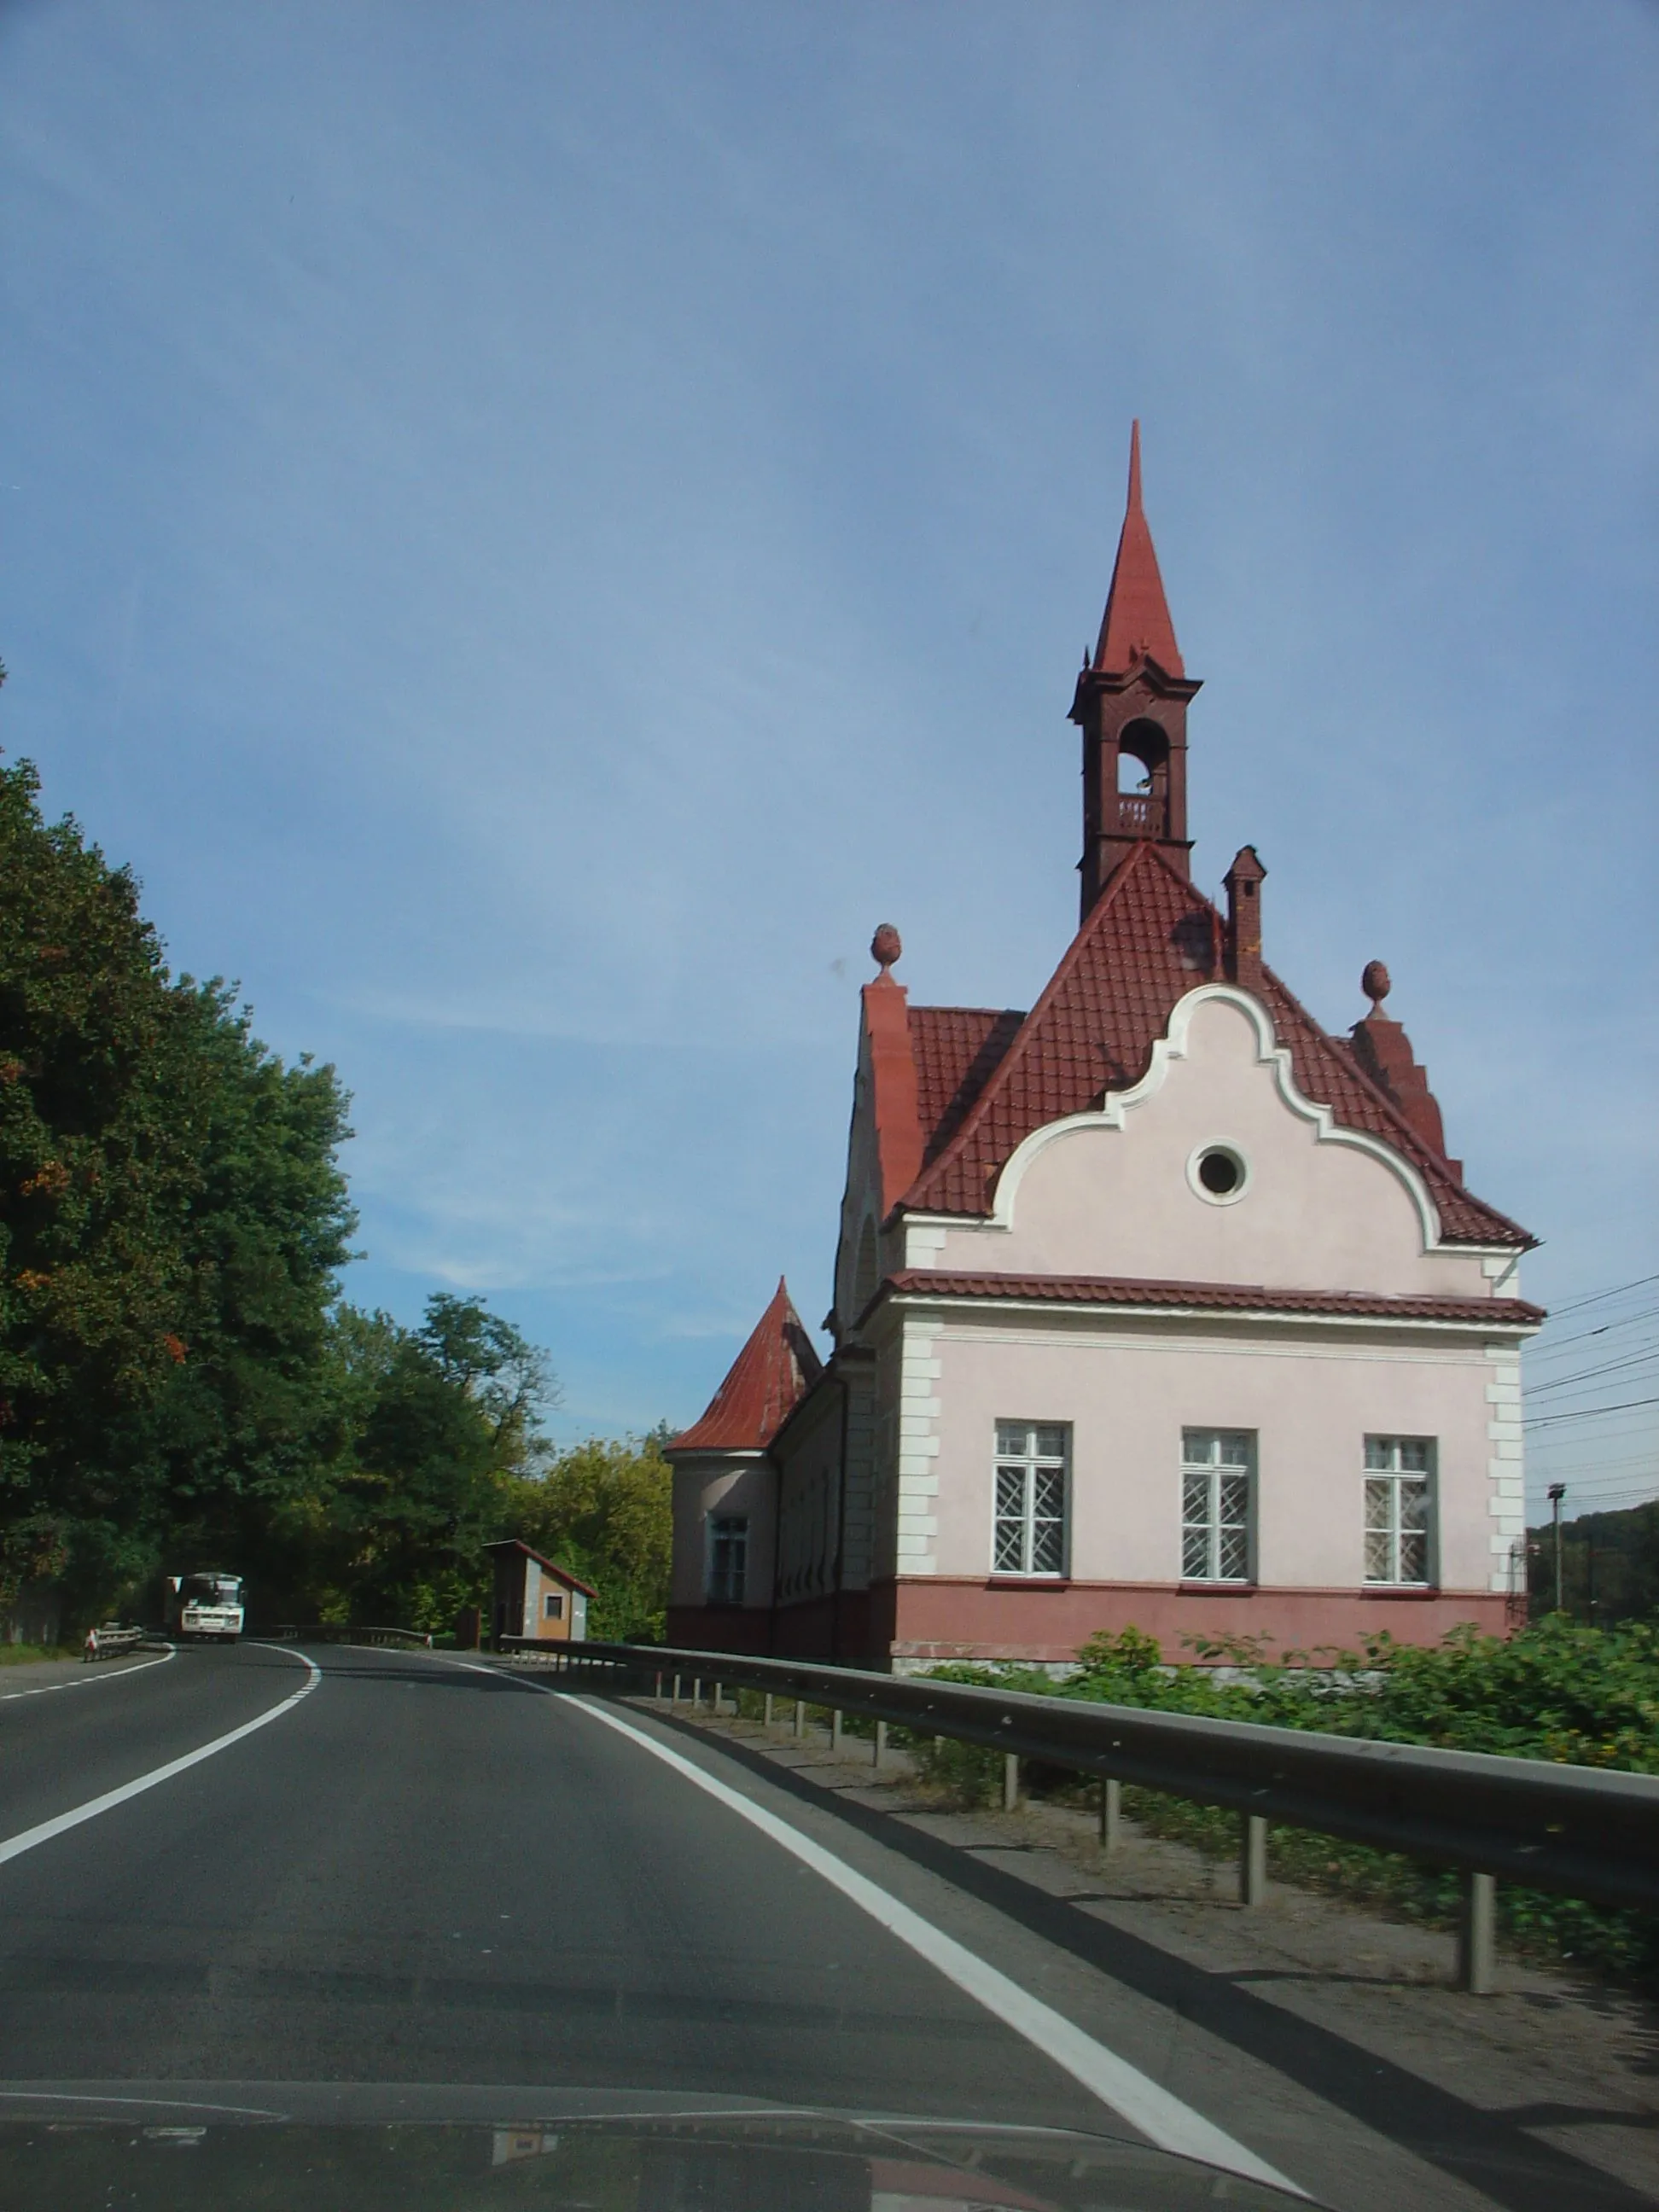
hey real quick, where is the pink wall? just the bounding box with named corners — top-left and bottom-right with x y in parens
top-left (933, 992), bottom-right (1497, 1299)
top-left (668, 1452), bottom-right (776, 1612)
top-left (928, 1316), bottom-right (1504, 1593)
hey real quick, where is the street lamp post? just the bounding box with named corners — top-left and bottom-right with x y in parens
top-left (1547, 1481), bottom-right (1566, 1614)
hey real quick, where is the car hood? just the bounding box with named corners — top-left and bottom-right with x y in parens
top-left (0, 2086), bottom-right (1314, 2209)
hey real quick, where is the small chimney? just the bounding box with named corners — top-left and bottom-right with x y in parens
top-left (1223, 847), bottom-right (1266, 991)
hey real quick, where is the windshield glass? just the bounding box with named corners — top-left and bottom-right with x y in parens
top-left (1, 13), bottom-right (1651, 2212)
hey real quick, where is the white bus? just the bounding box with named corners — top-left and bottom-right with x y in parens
top-left (166, 1572), bottom-right (246, 1641)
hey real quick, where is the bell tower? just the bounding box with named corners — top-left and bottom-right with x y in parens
top-left (1070, 423), bottom-right (1202, 919)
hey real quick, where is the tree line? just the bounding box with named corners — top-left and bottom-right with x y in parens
top-left (0, 745), bottom-right (667, 1640)
top-left (1527, 1500), bottom-right (1659, 1627)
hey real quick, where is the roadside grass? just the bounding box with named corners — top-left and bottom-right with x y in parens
top-left (0, 1643), bottom-right (74, 1667)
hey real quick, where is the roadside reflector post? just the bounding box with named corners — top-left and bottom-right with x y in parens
top-left (793, 1699), bottom-right (806, 1740)
top-left (1458, 1871), bottom-right (1497, 1994)
top-left (873, 1720), bottom-right (888, 1772)
top-left (1003, 1754), bottom-right (1020, 1813)
top-left (1240, 1813), bottom-right (1267, 1907)
top-left (1099, 1777), bottom-right (1121, 1854)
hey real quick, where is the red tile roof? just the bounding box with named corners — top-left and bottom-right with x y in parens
top-left (1094, 422), bottom-right (1185, 678)
top-left (907, 1004), bottom-right (1025, 1168)
top-left (900, 841), bottom-right (1531, 1248)
top-left (482, 1540), bottom-right (599, 1598)
top-left (667, 1278), bottom-right (823, 1454)
top-left (879, 1271), bottom-right (1543, 1329)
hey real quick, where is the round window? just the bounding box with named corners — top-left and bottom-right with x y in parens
top-left (1198, 1149), bottom-right (1240, 1196)
top-left (1188, 1142), bottom-right (1249, 1205)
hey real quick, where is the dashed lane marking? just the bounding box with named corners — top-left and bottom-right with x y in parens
top-left (0, 1646), bottom-right (176, 1700)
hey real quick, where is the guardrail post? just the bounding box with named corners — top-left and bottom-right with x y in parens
top-left (873, 1720), bottom-right (888, 1772)
top-left (654, 1672), bottom-right (663, 1702)
top-left (830, 1708), bottom-right (844, 1754)
top-left (1240, 1813), bottom-right (1267, 1906)
top-left (793, 1699), bottom-right (806, 1740)
top-left (1098, 1777), bottom-right (1121, 1854)
top-left (691, 1676), bottom-right (701, 1710)
top-left (1458, 1871), bottom-right (1497, 1994)
top-left (1003, 1754), bottom-right (1021, 1813)
top-left (763, 1692), bottom-right (774, 1728)
top-left (671, 1673), bottom-right (681, 1705)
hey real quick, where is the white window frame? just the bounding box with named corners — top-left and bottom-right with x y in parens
top-left (1181, 1429), bottom-right (1256, 1584)
top-left (1364, 1436), bottom-right (1435, 1586)
top-left (705, 1512), bottom-right (749, 1606)
top-left (992, 1421), bottom-right (1070, 1578)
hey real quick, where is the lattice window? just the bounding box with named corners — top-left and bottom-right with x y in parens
top-left (1365, 1437), bottom-right (1434, 1585)
top-left (707, 1514), bottom-right (748, 1605)
top-left (1182, 1430), bottom-right (1255, 1582)
top-left (992, 1422), bottom-right (1069, 1576)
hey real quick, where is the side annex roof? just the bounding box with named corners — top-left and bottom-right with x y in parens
top-left (667, 1278), bottom-right (823, 1454)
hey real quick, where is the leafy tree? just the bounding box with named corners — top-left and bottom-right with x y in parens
top-left (0, 753), bottom-right (354, 1621)
top-left (271, 1295), bottom-right (561, 1632)
top-left (416, 1293), bottom-right (556, 1476)
top-left (498, 1435), bottom-right (671, 1642)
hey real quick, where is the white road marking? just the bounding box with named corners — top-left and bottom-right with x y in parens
top-left (0, 1646), bottom-right (321, 1869)
top-left (548, 1686), bottom-right (1301, 2196)
top-left (0, 1647), bottom-right (176, 1701)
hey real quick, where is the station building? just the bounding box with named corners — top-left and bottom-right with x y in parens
top-left (667, 431), bottom-right (1540, 1670)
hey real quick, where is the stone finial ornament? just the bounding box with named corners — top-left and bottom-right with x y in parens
top-left (870, 923), bottom-right (903, 972)
top-left (1361, 959), bottom-right (1391, 1010)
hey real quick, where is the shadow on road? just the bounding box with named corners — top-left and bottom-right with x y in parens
top-left (632, 1703), bottom-right (1656, 2212)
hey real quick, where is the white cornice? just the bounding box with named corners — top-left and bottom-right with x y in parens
top-left (884, 1286), bottom-right (1540, 1339)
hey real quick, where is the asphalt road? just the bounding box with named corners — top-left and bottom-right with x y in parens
top-left (0, 1644), bottom-right (1108, 2118)
top-left (0, 1642), bottom-right (1650, 2212)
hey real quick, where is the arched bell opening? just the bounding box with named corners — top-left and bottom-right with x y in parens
top-left (1115, 718), bottom-right (1171, 837)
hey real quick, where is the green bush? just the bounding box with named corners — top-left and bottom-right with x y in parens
top-left (905, 1622), bottom-right (1659, 1985)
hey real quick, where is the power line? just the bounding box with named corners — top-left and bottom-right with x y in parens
top-left (1528, 1451), bottom-right (1659, 1476)
top-left (1525, 1307), bottom-right (1659, 1359)
top-left (1526, 1395), bottom-right (1659, 1429)
top-left (1526, 1349), bottom-right (1659, 1396)
top-left (1545, 1272), bottom-right (1659, 1319)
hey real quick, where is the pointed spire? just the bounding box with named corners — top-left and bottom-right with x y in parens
top-left (1093, 421), bottom-right (1185, 678)
top-left (666, 1278), bottom-right (822, 1453)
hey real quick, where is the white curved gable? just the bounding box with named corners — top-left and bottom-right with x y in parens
top-left (931, 987), bottom-right (1487, 1297)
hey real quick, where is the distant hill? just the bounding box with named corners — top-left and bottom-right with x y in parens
top-left (1526, 1499), bottom-right (1659, 1625)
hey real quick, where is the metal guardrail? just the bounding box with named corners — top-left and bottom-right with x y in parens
top-left (273, 1624), bottom-right (434, 1650)
top-left (529, 1639), bottom-right (1659, 1994)
top-left (497, 1635), bottom-right (590, 1660)
top-left (81, 1623), bottom-right (156, 1661)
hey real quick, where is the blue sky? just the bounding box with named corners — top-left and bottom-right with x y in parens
top-left (2, 3), bottom-right (1655, 1513)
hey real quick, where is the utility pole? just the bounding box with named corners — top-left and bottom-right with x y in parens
top-left (1548, 1482), bottom-right (1566, 1614)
